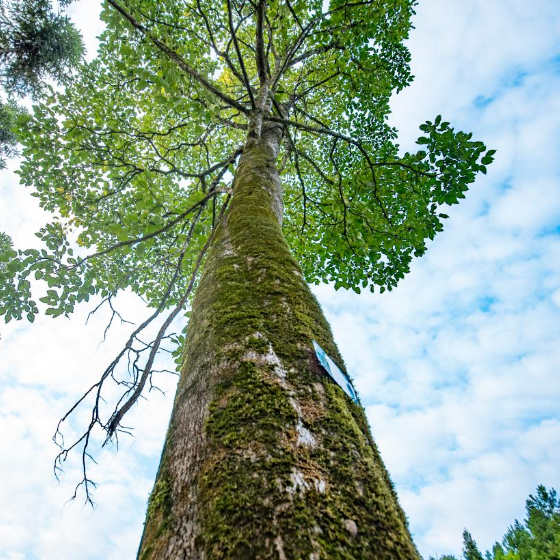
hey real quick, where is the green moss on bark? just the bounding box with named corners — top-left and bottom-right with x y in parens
top-left (139, 473), bottom-right (174, 560)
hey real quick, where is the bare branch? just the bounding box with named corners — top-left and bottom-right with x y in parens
top-left (294, 147), bottom-right (334, 186)
top-left (329, 138), bottom-right (356, 255)
top-left (285, 0), bottom-right (303, 31)
top-left (51, 157), bottom-right (238, 503)
top-left (292, 146), bottom-right (308, 235)
top-left (267, 114), bottom-right (393, 223)
top-left (74, 190), bottom-right (215, 266)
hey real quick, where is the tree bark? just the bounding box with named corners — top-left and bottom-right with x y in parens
top-left (137, 125), bottom-right (419, 559)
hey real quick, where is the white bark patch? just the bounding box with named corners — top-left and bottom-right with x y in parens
top-left (289, 470), bottom-right (310, 494)
top-left (243, 333), bottom-right (287, 378)
top-left (244, 335), bottom-right (318, 452)
top-left (272, 349), bottom-right (287, 376)
top-left (221, 228), bottom-right (235, 256)
top-left (296, 419), bottom-right (316, 446)
top-left (287, 470), bottom-right (326, 495)
top-left (314, 478), bottom-right (326, 493)
top-left (242, 343), bottom-right (286, 378)
top-left (313, 382), bottom-right (324, 395)
top-left (289, 398), bottom-right (316, 448)
top-left (250, 331), bottom-right (266, 339)
top-left (264, 343), bottom-right (286, 377)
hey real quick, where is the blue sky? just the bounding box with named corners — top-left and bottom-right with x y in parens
top-left (1, 0), bottom-right (560, 558)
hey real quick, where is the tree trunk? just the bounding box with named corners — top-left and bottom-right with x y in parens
top-left (137, 125), bottom-right (419, 559)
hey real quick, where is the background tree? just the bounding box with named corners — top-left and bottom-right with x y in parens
top-left (429, 486), bottom-right (560, 560)
top-left (463, 530), bottom-right (485, 560)
top-left (0, 0), bottom-right (83, 167)
top-left (1, 0), bottom-right (493, 557)
top-left (501, 486), bottom-right (560, 560)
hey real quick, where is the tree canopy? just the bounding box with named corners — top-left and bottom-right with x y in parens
top-left (0, 0), bottom-right (493, 489)
top-left (2, 0), bottom-right (493, 317)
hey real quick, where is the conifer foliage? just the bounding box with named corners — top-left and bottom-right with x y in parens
top-left (430, 486), bottom-right (560, 560)
top-left (0, 0), bottom-right (83, 97)
top-left (0, 0), bottom-right (83, 167)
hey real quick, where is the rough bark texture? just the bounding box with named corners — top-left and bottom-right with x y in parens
top-left (137, 128), bottom-right (420, 559)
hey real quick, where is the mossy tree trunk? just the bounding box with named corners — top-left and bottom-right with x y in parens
top-left (137, 121), bottom-right (420, 559)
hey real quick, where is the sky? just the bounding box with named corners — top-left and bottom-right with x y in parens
top-left (1, 0), bottom-right (560, 558)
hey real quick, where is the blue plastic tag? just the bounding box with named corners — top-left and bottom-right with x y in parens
top-left (312, 340), bottom-right (359, 403)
